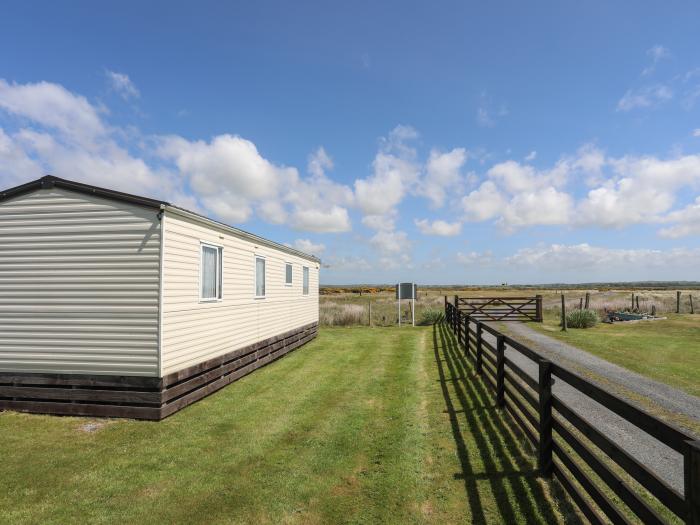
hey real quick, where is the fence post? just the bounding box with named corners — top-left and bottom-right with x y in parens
top-left (476, 322), bottom-right (483, 375)
top-left (560, 294), bottom-right (567, 332)
top-left (691, 295), bottom-right (695, 315)
top-left (584, 292), bottom-right (590, 310)
top-left (678, 291), bottom-right (682, 314)
top-left (457, 309), bottom-right (462, 346)
top-left (464, 315), bottom-right (470, 357)
top-left (536, 295), bottom-right (543, 322)
top-left (686, 440), bottom-right (700, 524)
top-left (496, 335), bottom-right (505, 407)
top-left (538, 359), bottom-right (553, 477)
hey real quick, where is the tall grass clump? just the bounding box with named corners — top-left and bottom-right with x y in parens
top-left (564, 309), bottom-right (599, 329)
top-left (418, 308), bottom-right (443, 326)
top-left (320, 303), bottom-right (366, 326)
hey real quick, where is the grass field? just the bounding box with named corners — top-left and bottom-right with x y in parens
top-left (0, 325), bottom-right (577, 524)
top-left (533, 313), bottom-right (700, 398)
top-left (319, 286), bottom-right (698, 327)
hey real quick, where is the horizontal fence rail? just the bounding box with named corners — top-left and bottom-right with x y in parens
top-left (444, 302), bottom-right (700, 525)
top-left (450, 294), bottom-right (543, 322)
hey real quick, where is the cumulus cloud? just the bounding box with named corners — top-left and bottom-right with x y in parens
top-left (415, 218), bottom-right (462, 236)
top-left (577, 153), bottom-right (700, 227)
top-left (0, 79), bottom-right (171, 195)
top-left (460, 144), bottom-right (700, 236)
top-left (461, 180), bottom-right (506, 221)
top-left (354, 126), bottom-right (420, 217)
top-left (0, 78), bottom-right (353, 233)
top-left (658, 197), bottom-right (700, 238)
top-left (0, 79), bottom-right (107, 147)
top-left (105, 70), bottom-right (140, 100)
top-left (419, 147), bottom-right (467, 207)
top-left (524, 151), bottom-right (537, 161)
top-left (693, 129), bottom-right (700, 137)
top-left (498, 187), bottom-right (572, 230)
top-left (290, 238), bottom-right (326, 255)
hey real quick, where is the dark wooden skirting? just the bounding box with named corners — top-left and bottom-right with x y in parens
top-left (0, 322), bottom-right (318, 421)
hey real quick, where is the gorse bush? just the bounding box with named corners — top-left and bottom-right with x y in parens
top-left (564, 309), bottom-right (599, 329)
top-left (418, 308), bottom-right (443, 326)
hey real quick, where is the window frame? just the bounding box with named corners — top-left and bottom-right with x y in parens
top-left (199, 242), bottom-right (223, 302)
top-left (302, 266), bottom-right (309, 296)
top-left (254, 255), bottom-right (266, 299)
top-left (285, 262), bottom-right (293, 286)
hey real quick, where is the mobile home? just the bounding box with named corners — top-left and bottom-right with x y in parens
top-left (0, 176), bottom-right (320, 420)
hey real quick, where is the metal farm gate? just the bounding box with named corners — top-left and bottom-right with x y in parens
top-left (448, 295), bottom-right (543, 322)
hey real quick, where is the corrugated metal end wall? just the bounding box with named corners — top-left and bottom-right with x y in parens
top-left (0, 187), bottom-right (161, 376)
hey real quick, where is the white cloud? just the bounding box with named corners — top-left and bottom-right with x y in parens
top-left (617, 85), bottom-right (673, 111)
top-left (370, 229), bottom-right (410, 255)
top-left (505, 243), bottom-right (700, 274)
top-left (290, 238), bottom-right (326, 255)
top-left (354, 127), bottom-right (420, 216)
top-left (362, 214), bottom-right (395, 231)
top-left (693, 129), bottom-right (700, 137)
top-left (323, 255), bottom-right (371, 271)
top-left (419, 147), bottom-right (467, 207)
top-left (290, 205), bottom-right (351, 233)
top-left (0, 79), bottom-right (170, 196)
top-left (577, 153), bottom-right (700, 227)
top-left (105, 70), bottom-right (140, 100)
top-left (159, 134), bottom-right (296, 201)
top-left (658, 197), bottom-right (700, 238)
top-left (307, 146), bottom-right (333, 178)
top-left (460, 145), bottom-right (700, 234)
top-left (415, 218), bottom-right (462, 236)
top-left (499, 187), bottom-right (573, 230)
top-left (524, 151), bottom-right (537, 161)
top-left (457, 250), bottom-right (493, 266)
top-left (157, 135), bottom-right (353, 230)
top-left (0, 79), bottom-right (107, 147)
top-left (0, 78), bottom-right (353, 233)
top-left (0, 128), bottom-right (43, 185)
top-left (642, 45), bottom-right (671, 76)
top-left (462, 180), bottom-right (505, 221)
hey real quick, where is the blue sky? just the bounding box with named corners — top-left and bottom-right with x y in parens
top-left (1, 1), bottom-right (699, 284)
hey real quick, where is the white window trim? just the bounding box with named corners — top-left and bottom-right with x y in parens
top-left (302, 265), bottom-right (309, 296)
top-left (254, 255), bottom-right (266, 299)
top-left (199, 241), bottom-right (224, 303)
top-left (285, 262), bottom-right (293, 286)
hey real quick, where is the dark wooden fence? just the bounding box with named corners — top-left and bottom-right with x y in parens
top-left (444, 302), bottom-right (700, 524)
top-left (448, 295), bottom-right (543, 322)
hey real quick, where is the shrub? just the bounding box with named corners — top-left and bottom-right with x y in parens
top-left (418, 308), bottom-right (443, 326)
top-left (564, 309), bottom-right (599, 329)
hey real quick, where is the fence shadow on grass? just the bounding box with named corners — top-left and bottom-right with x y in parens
top-left (432, 320), bottom-right (580, 524)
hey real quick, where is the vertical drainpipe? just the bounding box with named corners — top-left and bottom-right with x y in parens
top-left (157, 206), bottom-right (166, 380)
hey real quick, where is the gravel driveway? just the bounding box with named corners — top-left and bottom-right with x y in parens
top-left (479, 322), bottom-right (700, 495)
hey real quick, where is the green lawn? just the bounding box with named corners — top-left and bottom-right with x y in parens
top-left (534, 313), bottom-right (700, 397)
top-left (0, 324), bottom-right (576, 524)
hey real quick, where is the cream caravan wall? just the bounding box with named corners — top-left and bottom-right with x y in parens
top-left (0, 188), bottom-right (161, 376)
top-left (160, 211), bottom-right (319, 376)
